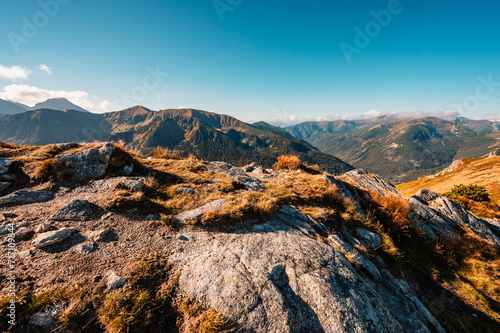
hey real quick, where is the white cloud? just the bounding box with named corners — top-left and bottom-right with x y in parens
top-left (0, 65), bottom-right (31, 80)
top-left (38, 64), bottom-right (52, 75)
top-left (359, 108), bottom-right (461, 120)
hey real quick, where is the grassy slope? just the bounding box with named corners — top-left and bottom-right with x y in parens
top-left (397, 156), bottom-right (500, 205)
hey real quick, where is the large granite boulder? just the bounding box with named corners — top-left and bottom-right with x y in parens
top-left (56, 142), bottom-right (114, 181)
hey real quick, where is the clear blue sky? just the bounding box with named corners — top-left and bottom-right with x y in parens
top-left (1, 0), bottom-right (499, 123)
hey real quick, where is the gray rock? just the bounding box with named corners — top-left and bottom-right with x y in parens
top-left (31, 228), bottom-right (76, 248)
top-left (2, 212), bottom-right (17, 218)
top-left (123, 164), bottom-right (134, 176)
top-left (355, 228), bottom-right (383, 249)
top-left (14, 227), bottom-right (33, 241)
top-left (206, 161), bottom-right (266, 191)
top-left (177, 214), bottom-right (444, 333)
top-left (0, 182), bottom-right (10, 192)
top-left (106, 271), bottom-right (125, 290)
top-left (29, 302), bottom-right (64, 327)
top-left (409, 189), bottom-right (500, 247)
top-left (176, 186), bottom-right (196, 195)
top-left (87, 228), bottom-right (112, 242)
top-left (328, 233), bottom-right (381, 280)
top-left (35, 223), bottom-right (52, 233)
top-left (76, 243), bottom-right (94, 254)
top-left (0, 190), bottom-right (53, 207)
top-left (0, 173), bottom-right (15, 181)
top-left (74, 176), bottom-right (144, 193)
top-left (56, 142), bottom-right (114, 181)
top-left (322, 175), bottom-right (366, 219)
top-left (174, 199), bottom-right (228, 223)
top-left (489, 148), bottom-right (500, 157)
top-left (145, 214), bottom-right (158, 221)
top-left (50, 199), bottom-right (92, 221)
top-left (343, 169), bottom-right (400, 198)
top-left (0, 158), bottom-right (12, 174)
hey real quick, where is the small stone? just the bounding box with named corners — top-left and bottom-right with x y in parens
top-left (87, 228), bottom-right (112, 242)
top-left (106, 271), bottom-right (125, 290)
top-left (0, 190), bottom-right (53, 207)
top-left (36, 223), bottom-right (52, 233)
top-left (76, 243), bottom-right (94, 254)
top-left (176, 186), bottom-right (196, 195)
top-left (50, 199), bottom-right (92, 221)
top-left (355, 228), bottom-right (383, 249)
top-left (101, 212), bottom-right (113, 220)
top-left (2, 212), bottom-right (17, 218)
top-left (0, 158), bottom-right (12, 174)
top-left (0, 182), bottom-right (10, 192)
top-left (145, 214), bottom-right (158, 221)
top-left (14, 227), bottom-right (33, 241)
top-left (123, 164), bottom-right (134, 176)
top-left (31, 228), bottom-right (76, 248)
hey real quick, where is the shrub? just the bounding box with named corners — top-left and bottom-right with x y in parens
top-left (444, 184), bottom-right (490, 202)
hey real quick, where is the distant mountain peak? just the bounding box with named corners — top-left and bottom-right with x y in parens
top-left (30, 98), bottom-right (88, 113)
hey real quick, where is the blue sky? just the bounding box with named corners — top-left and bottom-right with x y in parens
top-left (1, 0), bottom-right (499, 123)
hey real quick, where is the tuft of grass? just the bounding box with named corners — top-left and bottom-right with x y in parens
top-left (150, 146), bottom-right (184, 160)
top-left (272, 155), bottom-right (320, 174)
top-left (98, 256), bottom-right (179, 333)
top-left (34, 158), bottom-right (71, 182)
top-left (179, 299), bottom-right (234, 333)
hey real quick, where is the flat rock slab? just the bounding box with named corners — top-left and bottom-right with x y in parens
top-left (343, 169), bottom-right (400, 198)
top-left (174, 199), bottom-right (228, 223)
top-left (0, 158), bottom-right (12, 174)
top-left (50, 199), bottom-right (92, 221)
top-left (206, 162), bottom-right (267, 191)
top-left (74, 177), bottom-right (144, 193)
top-left (0, 190), bottom-right (53, 207)
top-left (32, 228), bottom-right (76, 248)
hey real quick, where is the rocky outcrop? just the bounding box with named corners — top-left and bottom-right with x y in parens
top-left (175, 207), bottom-right (445, 333)
top-left (50, 199), bottom-right (92, 221)
top-left (409, 189), bottom-right (500, 246)
top-left (205, 161), bottom-right (266, 191)
top-left (343, 169), bottom-right (400, 198)
top-left (56, 142), bottom-right (114, 181)
top-left (0, 158), bottom-right (11, 174)
top-left (322, 174), bottom-right (366, 219)
top-left (488, 148), bottom-right (500, 157)
top-left (31, 228), bottom-right (76, 248)
top-left (73, 176), bottom-right (144, 194)
top-left (0, 190), bottom-right (53, 207)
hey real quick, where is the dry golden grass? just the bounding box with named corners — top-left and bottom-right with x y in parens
top-left (179, 300), bottom-right (234, 333)
top-left (272, 155), bottom-right (320, 174)
top-left (150, 146), bottom-right (184, 160)
top-left (397, 156), bottom-right (500, 205)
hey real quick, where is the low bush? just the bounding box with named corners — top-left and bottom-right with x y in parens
top-left (444, 184), bottom-right (490, 202)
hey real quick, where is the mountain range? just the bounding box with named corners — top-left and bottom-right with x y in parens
top-left (0, 106), bottom-right (353, 174)
top-left (0, 97), bottom-right (88, 114)
top-left (285, 117), bottom-right (500, 183)
top-left (1, 99), bottom-right (499, 181)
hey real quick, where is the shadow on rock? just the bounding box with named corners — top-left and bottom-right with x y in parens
top-left (269, 265), bottom-right (325, 333)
